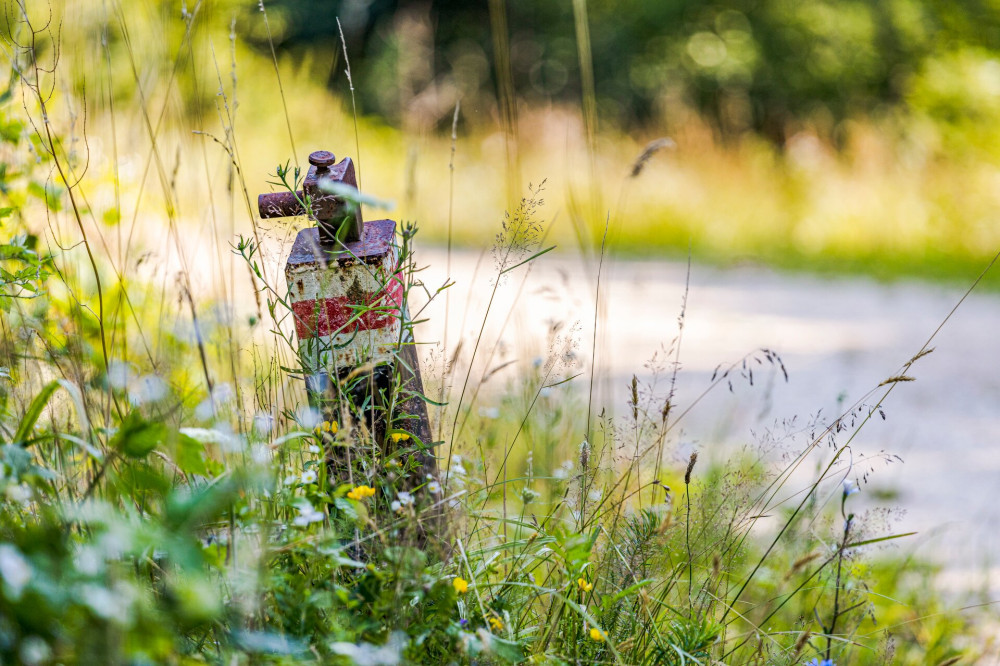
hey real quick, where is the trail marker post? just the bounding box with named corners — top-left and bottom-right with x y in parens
top-left (258, 150), bottom-right (434, 477)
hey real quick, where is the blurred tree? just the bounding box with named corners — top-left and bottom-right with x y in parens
top-left (238, 0), bottom-right (1000, 143)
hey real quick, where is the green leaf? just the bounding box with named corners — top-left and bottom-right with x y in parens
top-left (334, 496), bottom-right (359, 521)
top-left (13, 380), bottom-right (60, 446)
top-left (485, 635), bottom-right (524, 663)
top-left (845, 531), bottom-right (917, 549)
top-left (113, 411), bottom-right (169, 459)
top-left (317, 180), bottom-right (396, 211)
top-left (175, 433), bottom-right (208, 476)
top-left (499, 245), bottom-right (556, 275)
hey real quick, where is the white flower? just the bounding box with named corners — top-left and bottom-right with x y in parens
top-left (293, 502), bottom-right (324, 527)
top-left (212, 383), bottom-right (234, 404)
top-left (74, 546), bottom-right (103, 576)
top-left (79, 583), bottom-right (130, 623)
top-left (397, 491), bottom-right (414, 506)
top-left (427, 480), bottom-right (442, 495)
top-left (390, 500), bottom-right (402, 512)
top-left (180, 427), bottom-right (242, 453)
top-left (331, 630), bottom-right (406, 665)
top-left (553, 460), bottom-right (574, 480)
top-left (128, 374), bottom-right (168, 405)
top-left (307, 444), bottom-right (321, 454)
top-left (6, 484), bottom-right (30, 504)
top-left (478, 406), bottom-right (500, 419)
top-left (253, 412), bottom-right (275, 435)
top-left (295, 406), bottom-right (322, 430)
top-left (301, 470), bottom-right (318, 485)
top-left (283, 474), bottom-right (298, 486)
top-left (588, 489), bottom-right (602, 502)
top-left (106, 361), bottom-right (133, 390)
top-left (19, 636), bottom-right (50, 666)
top-left (251, 443), bottom-right (271, 464)
top-left (0, 545), bottom-right (32, 600)
top-left (843, 479), bottom-right (859, 497)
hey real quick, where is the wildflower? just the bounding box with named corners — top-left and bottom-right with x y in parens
top-left (315, 420), bottom-right (338, 435)
top-left (293, 502), bottom-right (324, 527)
top-left (459, 618), bottom-right (468, 627)
top-left (129, 374), bottom-right (168, 406)
top-left (589, 627), bottom-right (605, 642)
top-left (300, 470), bottom-right (317, 485)
top-left (296, 406), bottom-right (322, 430)
top-left (253, 412), bottom-right (275, 435)
top-left (427, 480), bottom-right (442, 495)
top-left (0, 545), bottom-right (32, 600)
top-left (806, 660), bottom-right (834, 666)
top-left (577, 577), bottom-right (593, 592)
top-left (307, 444), bottom-right (320, 454)
top-left (347, 485), bottom-right (376, 500)
top-left (389, 432), bottom-right (410, 444)
top-left (553, 460), bottom-right (574, 480)
top-left (488, 617), bottom-right (503, 632)
top-left (843, 479), bottom-right (859, 497)
top-left (453, 577), bottom-right (469, 594)
top-left (391, 491), bottom-right (414, 513)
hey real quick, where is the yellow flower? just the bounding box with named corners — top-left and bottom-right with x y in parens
top-left (452, 577), bottom-right (469, 594)
top-left (315, 420), bottom-right (338, 435)
top-left (488, 617), bottom-right (503, 632)
top-left (589, 627), bottom-right (605, 642)
top-left (577, 577), bottom-right (593, 592)
top-left (390, 432), bottom-right (411, 444)
top-left (346, 485), bottom-right (376, 500)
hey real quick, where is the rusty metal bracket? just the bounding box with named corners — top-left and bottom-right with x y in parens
top-left (257, 150), bottom-right (364, 245)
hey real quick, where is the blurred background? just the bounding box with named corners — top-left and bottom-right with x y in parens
top-left (25, 0), bottom-right (1000, 282)
top-left (8, 0), bottom-right (1000, 591)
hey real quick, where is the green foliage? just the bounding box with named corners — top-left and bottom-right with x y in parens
top-left (252, 0), bottom-right (1000, 141)
top-left (0, 3), bottom-right (989, 664)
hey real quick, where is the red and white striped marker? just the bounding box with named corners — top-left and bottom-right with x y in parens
top-left (258, 151), bottom-right (433, 464)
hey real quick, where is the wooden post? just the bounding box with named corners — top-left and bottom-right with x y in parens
top-left (258, 151), bottom-right (434, 478)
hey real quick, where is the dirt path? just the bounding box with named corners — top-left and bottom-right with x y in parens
top-left (414, 247), bottom-right (1000, 593)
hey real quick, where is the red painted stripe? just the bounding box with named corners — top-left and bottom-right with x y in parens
top-left (291, 277), bottom-right (404, 340)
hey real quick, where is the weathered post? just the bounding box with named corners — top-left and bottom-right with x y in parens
top-left (258, 150), bottom-right (434, 477)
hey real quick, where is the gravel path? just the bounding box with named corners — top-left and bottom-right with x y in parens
top-left (414, 247), bottom-right (1000, 592)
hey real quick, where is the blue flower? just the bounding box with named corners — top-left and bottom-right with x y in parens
top-left (806, 659), bottom-right (834, 666)
top-left (842, 479), bottom-right (859, 498)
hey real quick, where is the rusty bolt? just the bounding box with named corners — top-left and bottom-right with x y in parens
top-left (257, 149), bottom-right (364, 246)
top-left (309, 150), bottom-right (336, 169)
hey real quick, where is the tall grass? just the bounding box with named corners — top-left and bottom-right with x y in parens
top-left (0, 1), bottom-right (994, 664)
